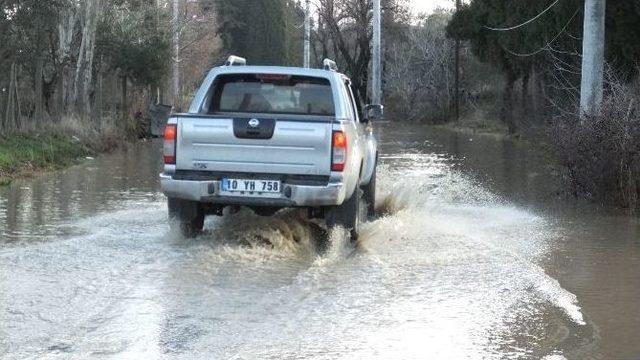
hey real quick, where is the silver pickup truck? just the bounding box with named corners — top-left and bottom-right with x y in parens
top-left (160, 57), bottom-right (382, 241)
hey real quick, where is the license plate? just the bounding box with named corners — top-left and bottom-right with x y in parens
top-left (220, 178), bottom-right (281, 197)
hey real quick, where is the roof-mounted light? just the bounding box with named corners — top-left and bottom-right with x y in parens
top-left (323, 58), bottom-right (338, 71)
top-left (225, 55), bottom-right (247, 66)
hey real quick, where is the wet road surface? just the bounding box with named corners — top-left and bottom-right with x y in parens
top-left (1, 124), bottom-right (638, 359)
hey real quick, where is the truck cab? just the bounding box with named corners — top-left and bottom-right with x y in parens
top-left (160, 57), bottom-right (382, 241)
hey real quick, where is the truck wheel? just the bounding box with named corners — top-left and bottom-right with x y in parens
top-left (325, 186), bottom-right (363, 241)
top-left (362, 164), bottom-right (376, 219)
top-left (168, 198), bottom-right (205, 238)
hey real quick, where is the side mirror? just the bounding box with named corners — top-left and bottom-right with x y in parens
top-left (363, 104), bottom-right (384, 123)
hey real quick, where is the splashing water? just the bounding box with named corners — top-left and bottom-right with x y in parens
top-left (0, 138), bottom-right (594, 359)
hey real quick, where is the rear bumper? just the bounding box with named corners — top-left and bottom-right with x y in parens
top-left (159, 173), bottom-right (346, 207)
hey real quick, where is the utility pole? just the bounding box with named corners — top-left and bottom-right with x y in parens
top-left (454, 0), bottom-right (461, 121)
top-left (172, 0), bottom-right (181, 110)
top-left (304, 0), bottom-right (311, 68)
top-left (580, 0), bottom-right (606, 116)
top-left (372, 0), bottom-right (382, 105)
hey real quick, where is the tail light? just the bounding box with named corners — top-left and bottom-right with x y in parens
top-left (331, 131), bottom-right (347, 172)
top-left (163, 124), bottom-right (177, 164)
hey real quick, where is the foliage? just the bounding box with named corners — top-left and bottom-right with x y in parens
top-left (0, 0), bottom-right (67, 73)
top-left (0, 0), bottom-right (173, 135)
top-left (283, 0), bottom-right (306, 66)
top-left (606, 1), bottom-right (640, 79)
top-left (447, 0), bottom-right (582, 77)
top-left (217, 0), bottom-right (291, 65)
top-left (97, 1), bottom-right (170, 87)
top-left (0, 0), bottom-right (69, 121)
top-left (446, 0), bottom-right (640, 133)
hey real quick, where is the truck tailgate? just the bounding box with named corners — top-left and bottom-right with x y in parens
top-left (176, 117), bottom-right (333, 176)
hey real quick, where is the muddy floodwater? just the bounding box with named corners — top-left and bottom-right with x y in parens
top-left (1, 123), bottom-right (638, 359)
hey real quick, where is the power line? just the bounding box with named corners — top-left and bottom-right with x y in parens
top-left (484, 0), bottom-right (561, 32)
top-left (501, 7), bottom-right (579, 58)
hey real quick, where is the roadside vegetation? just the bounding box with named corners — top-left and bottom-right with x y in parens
top-left (382, 0), bottom-right (640, 211)
top-left (552, 74), bottom-right (640, 212)
top-left (1, 1), bottom-right (175, 184)
top-left (0, 134), bottom-right (88, 185)
top-left (385, 9), bottom-right (504, 129)
top-left (438, 1), bottom-right (640, 212)
top-left (0, 116), bottom-right (124, 185)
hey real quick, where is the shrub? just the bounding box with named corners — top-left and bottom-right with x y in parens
top-left (551, 75), bottom-right (640, 212)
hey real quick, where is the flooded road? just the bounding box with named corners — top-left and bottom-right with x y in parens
top-left (1, 124), bottom-right (638, 359)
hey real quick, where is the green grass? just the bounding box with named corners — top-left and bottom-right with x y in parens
top-left (0, 134), bottom-right (90, 186)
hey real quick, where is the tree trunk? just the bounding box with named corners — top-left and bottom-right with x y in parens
top-left (73, 0), bottom-right (101, 119)
top-left (95, 65), bottom-right (103, 129)
top-left (33, 18), bottom-right (44, 127)
top-left (55, 64), bottom-right (65, 119)
top-left (172, 0), bottom-right (181, 110)
top-left (111, 73), bottom-right (118, 117)
top-left (121, 75), bottom-right (128, 123)
top-left (0, 84), bottom-right (4, 130)
top-left (15, 66), bottom-right (22, 130)
top-left (502, 72), bottom-right (517, 134)
top-left (34, 52), bottom-right (44, 127)
top-left (5, 63), bottom-right (22, 132)
top-left (57, 4), bottom-right (78, 116)
top-left (521, 71), bottom-right (530, 126)
top-left (453, 0), bottom-right (461, 121)
top-left (535, 73), bottom-right (546, 125)
top-left (4, 67), bottom-right (15, 131)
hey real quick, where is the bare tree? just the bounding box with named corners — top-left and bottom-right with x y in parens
top-left (314, 0), bottom-right (372, 99)
top-left (312, 0), bottom-right (409, 102)
top-left (385, 10), bottom-right (454, 121)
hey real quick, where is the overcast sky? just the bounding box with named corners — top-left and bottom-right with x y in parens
top-left (409, 0), bottom-right (454, 15)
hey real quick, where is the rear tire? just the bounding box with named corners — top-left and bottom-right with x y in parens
top-left (362, 164), bottom-right (377, 219)
top-left (325, 186), bottom-right (363, 242)
top-left (168, 198), bottom-right (205, 238)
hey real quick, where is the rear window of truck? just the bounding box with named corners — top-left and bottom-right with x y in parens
top-left (209, 74), bottom-right (335, 116)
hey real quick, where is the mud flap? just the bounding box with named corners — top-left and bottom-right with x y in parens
top-left (168, 197), bottom-right (201, 221)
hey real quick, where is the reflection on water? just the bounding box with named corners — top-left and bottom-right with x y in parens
top-left (0, 141), bottom-right (164, 244)
top-left (0, 124), bottom-right (638, 359)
